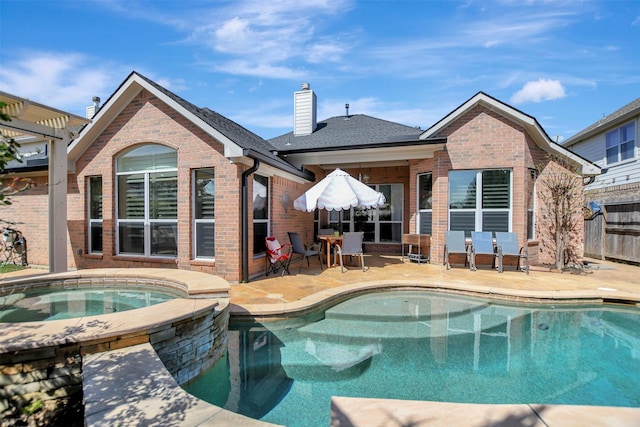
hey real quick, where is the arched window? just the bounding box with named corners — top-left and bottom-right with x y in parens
top-left (116, 144), bottom-right (178, 257)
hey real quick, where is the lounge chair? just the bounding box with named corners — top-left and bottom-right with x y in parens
top-left (288, 231), bottom-right (323, 273)
top-left (470, 231), bottom-right (497, 271)
top-left (444, 230), bottom-right (469, 270)
top-left (265, 236), bottom-right (292, 276)
top-left (334, 232), bottom-right (365, 273)
top-left (495, 232), bottom-right (529, 274)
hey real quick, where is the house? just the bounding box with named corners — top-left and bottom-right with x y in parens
top-left (0, 72), bottom-right (599, 281)
top-left (271, 85), bottom-right (599, 267)
top-left (562, 97), bottom-right (640, 262)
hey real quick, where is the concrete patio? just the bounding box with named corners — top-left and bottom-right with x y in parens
top-left (229, 254), bottom-right (640, 317)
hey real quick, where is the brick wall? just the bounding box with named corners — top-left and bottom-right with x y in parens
top-left (406, 106), bottom-right (580, 266)
top-left (67, 90), bottom-right (243, 282)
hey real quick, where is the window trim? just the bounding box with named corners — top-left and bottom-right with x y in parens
top-left (115, 145), bottom-right (178, 258)
top-left (448, 169), bottom-right (512, 236)
top-left (253, 174), bottom-right (270, 257)
top-left (192, 168), bottom-right (215, 260)
top-left (417, 172), bottom-right (433, 235)
top-left (88, 175), bottom-right (103, 255)
top-left (605, 121), bottom-right (636, 165)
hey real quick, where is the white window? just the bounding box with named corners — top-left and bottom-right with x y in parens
top-left (418, 173), bottom-right (433, 235)
top-left (88, 176), bottom-right (102, 254)
top-left (193, 168), bottom-right (214, 259)
top-left (116, 145), bottom-right (178, 257)
top-left (606, 122), bottom-right (635, 165)
top-left (329, 183), bottom-right (403, 243)
top-left (253, 174), bottom-right (269, 256)
top-left (527, 169), bottom-right (536, 240)
top-left (449, 169), bottom-right (511, 238)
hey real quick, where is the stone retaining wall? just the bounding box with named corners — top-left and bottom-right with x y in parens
top-left (152, 302), bottom-right (229, 385)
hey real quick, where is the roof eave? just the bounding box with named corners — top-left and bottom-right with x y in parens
top-left (68, 73), bottom-right (245, 164)
top-left (563, 108), bottom-right (640, 147)
top-left (278, 137), bottom-right (447, 155)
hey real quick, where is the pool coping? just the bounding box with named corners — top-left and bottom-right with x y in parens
top-left (331, 396), bottom-right (640, 426)
top-left (0, 268), bottom-right (230, 354)
top-left (229, 279), bottom-right (640, 318)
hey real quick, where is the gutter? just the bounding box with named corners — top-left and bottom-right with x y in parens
top-left (244, 148), bottom-right (314, 181)
top-left (276, 137), bottom-right (447, 155)
top-left (241, 157), bottom-right (260, 283)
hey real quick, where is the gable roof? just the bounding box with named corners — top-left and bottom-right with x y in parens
top-left (421, 91), bottom-right (601, 176)
top-left (563, 97), bottom-right (640, 147)
top-left (68, 71), bottom-right (314, 182)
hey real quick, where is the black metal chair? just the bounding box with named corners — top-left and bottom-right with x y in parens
top-left (288, 232), bottom-right (322, 273)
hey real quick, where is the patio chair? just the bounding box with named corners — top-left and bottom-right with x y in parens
top-left (319, 228), bottom-right (335, 235)
top-left (334, 232), bottom-right (365, 273)
top-left (470, 231), bottom-right (497, 271)
top-left (288, 231), bottom-right (323, 273)
top-left (495, 232), bottom-right (529, 274)
top-left (265, 236), bottom-right (293, 276)
top-left (444, 230), bottom-right (469, 270)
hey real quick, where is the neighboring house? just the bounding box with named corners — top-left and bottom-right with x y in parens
top-left (0, 72), bottom-right (599, 281)
top-left (563, 97), bottom-right (640, 262)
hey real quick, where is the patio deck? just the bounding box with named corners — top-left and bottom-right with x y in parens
top-left (230, 254), bottom-right (640, 317)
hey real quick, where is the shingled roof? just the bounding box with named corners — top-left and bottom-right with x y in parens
top-left (563, 96), bottom-right (640, 147)
top-left (269, 114), bottom-right (426, 152)
top-left (133, 73), bottom-right (313, 179)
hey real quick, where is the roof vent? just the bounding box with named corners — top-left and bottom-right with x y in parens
top-left (344, 103), bottom-right (350, 120)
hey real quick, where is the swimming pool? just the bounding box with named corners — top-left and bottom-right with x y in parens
top-left (184, 290), bottom-right (640, 427)
top-left (0, 286), bottom-right (182, 322)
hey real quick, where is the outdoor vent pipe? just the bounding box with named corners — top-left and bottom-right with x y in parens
top-left (241, 157), bottom-right (260, 283)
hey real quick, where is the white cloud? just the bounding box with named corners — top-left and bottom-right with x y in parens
top-left (213, 60), bottom-right (308, 80)
top-left (0, 51), bottom-right (115, 113)
top-left (182, 1), bottom-right (353, 78)
top-left (510, 79), bottom-right (566, 104)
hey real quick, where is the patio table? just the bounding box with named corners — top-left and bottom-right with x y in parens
top-left (317, 234), bottom-right (343, 268)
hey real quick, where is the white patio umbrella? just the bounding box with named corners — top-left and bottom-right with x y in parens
top-left (293, 168), bottom-right (386, 212)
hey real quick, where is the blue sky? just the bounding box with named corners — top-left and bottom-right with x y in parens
top-left (1, 0), bottom-right (638, 141)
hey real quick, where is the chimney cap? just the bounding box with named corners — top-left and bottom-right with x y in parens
top-left (301, 82), bottom-right (310, 90)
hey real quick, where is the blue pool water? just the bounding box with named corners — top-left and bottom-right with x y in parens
top-left (0, 286), bottom-right (181, 322)
top-left (184, 291), bottom-right (640, 427)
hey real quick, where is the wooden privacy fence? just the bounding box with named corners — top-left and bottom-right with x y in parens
top-left (584, 201), bottom-right (640, 263)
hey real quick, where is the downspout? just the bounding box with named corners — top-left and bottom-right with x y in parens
top-left (241, 157), bottom-right (260, 283)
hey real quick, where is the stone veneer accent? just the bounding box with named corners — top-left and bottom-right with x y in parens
top-left (0, 269), bottom-right (229, 426)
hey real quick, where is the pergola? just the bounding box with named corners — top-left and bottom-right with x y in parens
top-left (0, 91), bottom-right (91, 273)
